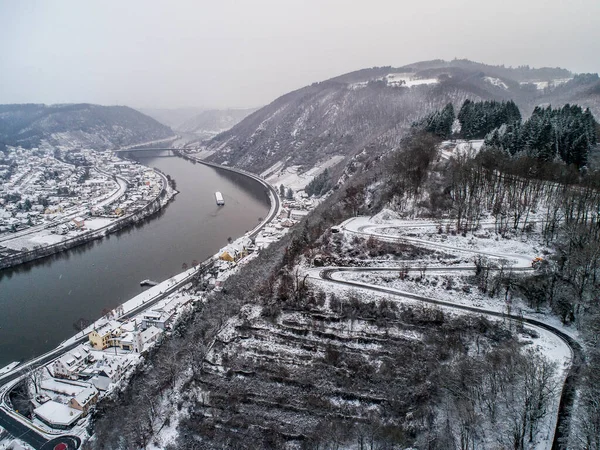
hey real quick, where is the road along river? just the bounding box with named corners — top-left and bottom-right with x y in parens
top-left (0, 152), bottom-right (270, 368)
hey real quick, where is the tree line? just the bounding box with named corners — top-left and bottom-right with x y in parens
top-left (414, 99), bottom-right (598, 170)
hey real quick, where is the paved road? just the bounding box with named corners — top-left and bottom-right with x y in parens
top-left (320, 218), bottom-right (583, 450)
top-left (0, 407), bottom-right (79, 449)
top-left (0, 167), bottom-right (126, 245)
top-left (0, 156), bottom-right (280, 448)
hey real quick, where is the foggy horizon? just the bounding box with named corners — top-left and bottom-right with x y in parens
top-left (2, 0), bottom-right (600, 110)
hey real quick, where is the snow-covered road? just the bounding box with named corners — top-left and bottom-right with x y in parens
top-left (314, 215), bottom-right (582, 450)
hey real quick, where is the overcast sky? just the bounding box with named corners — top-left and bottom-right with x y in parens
top-left (1, 0), bottom-right (599, 109)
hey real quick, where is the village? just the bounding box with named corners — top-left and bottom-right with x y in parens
top-left (0, 172), bottom-right (319, 444)
top-left (0, 146), bottom-right (167, 264)
top-left (15, 288), bottom-right (197, 434)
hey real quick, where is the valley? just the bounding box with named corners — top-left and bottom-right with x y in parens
top-left (1, 59), bottom-right (600, 450)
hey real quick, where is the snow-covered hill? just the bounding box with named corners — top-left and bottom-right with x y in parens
top-left (176, 108), bottom-right (258, 140)
top-left (194, 60), bottom-right (600, 175)
top-left (0, 103), bottom-right (175, 150)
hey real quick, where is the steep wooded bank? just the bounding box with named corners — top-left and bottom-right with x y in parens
top-left (86, 128), bottom-right (596, 449)
top-left (197, 60), bottom-right (600, 175)
top-left (84, 62), bottom-right (600, 448)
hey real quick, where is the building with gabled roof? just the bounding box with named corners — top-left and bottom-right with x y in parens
top-left (68, 386), bottom-right (98, 415)
top-left (88, 320), bottom-right (121, 350)
top-left (134, 326), bottom-right (161, 353)
top-left (51, 344), bottom-right (92, 380)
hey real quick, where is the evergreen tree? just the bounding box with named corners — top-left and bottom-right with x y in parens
top-left (458, 99), bottom-right (521, 139)
top-left (412, 103), bottom-right (455, 139)
top-left (484, 102), bottom-right (597, 169)
top-left (305, 169), bottom-right (331, 196)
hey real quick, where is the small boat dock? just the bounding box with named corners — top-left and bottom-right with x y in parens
top-left (140, 279), bottom-right (158, 287)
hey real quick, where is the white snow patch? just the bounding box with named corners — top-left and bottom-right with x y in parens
top-left (383, 73), bottom-right (439, 87)
top-left (266, 155), bottom-right (344, 192)
top-left (439, 139), bottom-right (484, 160)
top-left (484, 76), bottom-right (509, 90)
top-left (519, 78), bottom-right (572, 90)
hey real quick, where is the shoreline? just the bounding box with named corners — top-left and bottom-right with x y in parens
top-left (0, 157), bottom-right (281, 445)
top-left (0, 155), bottom-right (279, 379)
top-left (0, 168), bottom-right (176, 271)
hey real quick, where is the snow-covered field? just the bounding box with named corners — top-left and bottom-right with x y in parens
top-left (384, 73), bottom-right (439, 87)
top-left (265, 155), bottom-right (345, 192)
top-left (439, 139), bottom-right (484, 160)
top-left (519, 78), bottom-right (572, 90)
top-left (348, 73), bottom-right (439, 90)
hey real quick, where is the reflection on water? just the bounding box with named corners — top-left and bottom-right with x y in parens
top-left (0, 155), bottom-right (269, 367)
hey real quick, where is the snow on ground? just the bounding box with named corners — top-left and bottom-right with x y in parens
top-left (439, 139), bottom-right (485, 160)
top-left (343, 215), bottom-right (545, 268)
top-left (1, 229), bottom-right (69, 250)
top-left (82, 218), bottom-right (114, 230)
top-left (348, 81), bottom-right (369, 90)
top-left (146, 408), bottom-right (183, 450)
top-left (324, 213), bottom-right (575, 449)
top-left (384, 73), bottom-right (439, 87)
top-left (0, 437), bottom-right (34, 450)
top-left (266, 155), bottom-right (344, 192)
top-left (334, 269), bottom-right (547, 326)
top-left (309, 262), bottom-right (570, 450)
top-left (260, 160), bottom-right (285, 178)
top-left (1, 222), bottom-right (114, 251)
top-left (60, 266), bottom-right (201, 348)
top-left (484, 76), bottom-right (509, 90)
top-left (529, 326), bottom-right (573, 450)
top-left (519, 78), bottom-right (572, 90)
top-left (349, 74), bottom-right (439, 89)
top-left (191, 149), bottom-right (216, 159)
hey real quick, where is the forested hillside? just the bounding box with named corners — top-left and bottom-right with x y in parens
top-left (177, 108), bottom-right (258, 139)
top-left (86, 92), bottom-right (600, 448)
top-left (195, 59), bottom-right (600, 176)
top-left (0, 103), bottom-right (175, 150)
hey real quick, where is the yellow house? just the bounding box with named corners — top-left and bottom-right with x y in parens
top-left (88, 321), bottom-right (121, 350)
top-left (219, 251), bottom-right (235, 262)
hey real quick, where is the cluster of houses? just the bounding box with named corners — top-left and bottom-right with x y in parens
top-left (29, 293), bottom-right (194, 430)
top-left (0, 147), bottom-right (165, 256)
top-left (93, 158), bottom-right (164, 218)
top-left (0, 147), bottom-right (118, 233)
top-left (32, 342), bottom-right (134, 430)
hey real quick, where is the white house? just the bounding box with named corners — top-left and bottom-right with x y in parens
top-left (34, 401), bottom-right (82, 430)
top-left (134, 326), bottom-right (161, 353)
top-left (51, 344), bottom-right (92, 380)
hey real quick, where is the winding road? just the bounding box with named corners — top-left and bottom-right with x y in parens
top-left (314, 217), bottom-right (582, 450)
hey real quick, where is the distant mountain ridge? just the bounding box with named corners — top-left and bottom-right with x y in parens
top-left (0, 103), bottom-right (175, 150)
top-left (197, 59), bottom-right (600, 174)
top-left (137, 107), bottom-right (205, 129)
top-left (177, 108), bottom-right (258, 140)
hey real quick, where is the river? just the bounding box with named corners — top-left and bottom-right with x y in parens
top-left (0, 152), bottom-right (270, 368)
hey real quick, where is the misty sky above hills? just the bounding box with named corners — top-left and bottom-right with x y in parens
top-left (1, 0), bottom-right (599, 110)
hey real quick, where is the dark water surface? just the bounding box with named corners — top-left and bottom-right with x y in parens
top-left (0, 154), bottom-right (269, 367)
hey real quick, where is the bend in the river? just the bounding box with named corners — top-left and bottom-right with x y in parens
top-left (0, 152), bottom-right (270, 368)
